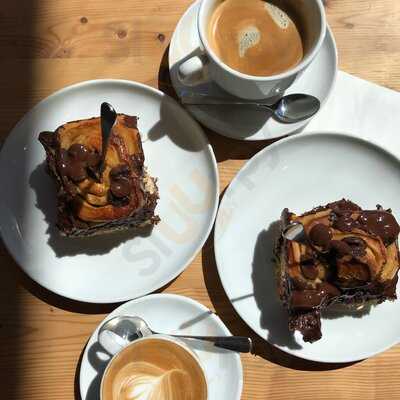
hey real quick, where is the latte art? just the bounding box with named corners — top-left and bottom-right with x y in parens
top-left (113, 362), bottom-right (191, 400)
top-left (101, 338), bottom-right (207, 400)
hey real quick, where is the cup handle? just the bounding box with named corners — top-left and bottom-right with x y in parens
top-left (177, 47), bottom-right (210, 86)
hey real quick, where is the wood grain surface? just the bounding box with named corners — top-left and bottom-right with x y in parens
top-left (1, 1), bottom-right (400, 399)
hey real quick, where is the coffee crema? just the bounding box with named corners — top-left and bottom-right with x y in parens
top-left (101, 338), bottom-right (207, 400)
top-left (208, 0), bottom-right (303, 76)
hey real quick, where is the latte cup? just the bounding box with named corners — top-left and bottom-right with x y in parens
top-left (178, 0), bottom-right (326, 100)
top-left (100, 334), bottom-right (208, 400)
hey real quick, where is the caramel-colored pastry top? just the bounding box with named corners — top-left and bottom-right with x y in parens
top-left (281, 200), bottom-right (400, 310)
top-left (55, 114), bottom-right (148, 223)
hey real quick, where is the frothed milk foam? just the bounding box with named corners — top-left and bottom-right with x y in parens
top-left (101, 338), bottom-right (207, 400)
top-left (208, 0), bottom-right (303, 76)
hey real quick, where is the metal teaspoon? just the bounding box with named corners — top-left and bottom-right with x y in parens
top-left (98, 315), bottom-right (253, 355)
top-left (181, 93), bottom-right (320, 123)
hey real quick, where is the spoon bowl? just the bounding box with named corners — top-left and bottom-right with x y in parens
top-left (274, 93), bottom-right (320, 124)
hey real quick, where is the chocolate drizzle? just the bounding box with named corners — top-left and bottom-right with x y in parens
top-left (330, 201), bottom-right (400, 245)
top-left (109, 163), bottom-right (132, 202)
top-left (309, 224), bottom-right (332, 249)
top-left (57, 144), bottom-right (100, 182)
top-left (358, 210), bottom-right (400, 245)
top-left (342, 236), bottom-right (367, 257)
top-left (330, 240), bottom-right (352, 258)
top-left (300, 262), bottom-right (319, 280)
top-left (290, 282), bottom-right (340, 309)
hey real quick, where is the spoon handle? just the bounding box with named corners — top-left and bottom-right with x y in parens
top-left (168, 334), bottom-right (253, 353)
top-left (97, 102), bottom-right (117, 181)
top-left (181, 94), bottom-right (273, 110)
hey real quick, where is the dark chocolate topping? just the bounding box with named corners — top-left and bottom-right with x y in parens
top-left (68, 143), bottom-right (89, 161)
top-left (358, 210), bottom-right (400, 245)
top-left (300, 262), bottom-right (319, 280)
top-left (110, 177), bottom-right (131, 198)
top-left (333, 214), bottom-right (360, 232)
top-left (289, 311), bottom-right (322, 343)
top-left (290, 282), bottom-right (340, 309)
top-left (309, 224), bottom-right (332, 248)
top-left (110, 163), bottom-right (130, 178)
top-left (56, 144), bottom-right (101, 182)
top-left (342, 236), bottom-right (367, 257)
top-left (328, 199), bottom-right (361, 213)
top-left (67, 161), bottom-right (87, 182)
top-left (291, 290), bottom-right (324, 309)
top-left (86, 151), bottom-right (101, 167)
top-left (330, 240), bottom-right (352, 257)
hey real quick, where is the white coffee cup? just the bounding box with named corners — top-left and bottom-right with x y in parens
top-left (179, 0), bottom-right (326, 100)
top-left (100, 334), bottom-right (209, 400)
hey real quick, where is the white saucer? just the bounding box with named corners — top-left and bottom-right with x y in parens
top-left (214, 132), bottom-right (400, 363)
top-left (79, 294), bottom-right (243, 399)
top-left (169, 0), bottom-right (338, 141)
top-left (0, 80), bottom-right (219, 303)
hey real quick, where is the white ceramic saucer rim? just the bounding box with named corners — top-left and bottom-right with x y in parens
top-left (168, 0), bottom-right (338, 141)
top-left (0, 79), bottom-right (219, 303)
top-left (79, 293), bottom-right (243, 399)
top-left (214, 131), bottom-right (400, 363)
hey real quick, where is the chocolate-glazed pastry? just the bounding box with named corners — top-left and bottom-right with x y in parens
top-left (39, 114), bottom-right (159, 237)
top-left (275, 199), bottom-right (400, 343)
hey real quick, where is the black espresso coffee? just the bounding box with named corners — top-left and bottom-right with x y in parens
top-left (208, 0), bottom-right (303, 76)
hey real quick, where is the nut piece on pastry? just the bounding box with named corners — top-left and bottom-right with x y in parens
top-left (275, 199), bottom-right (400, 343)
top-left (39, 113), bottom-right (159, 237)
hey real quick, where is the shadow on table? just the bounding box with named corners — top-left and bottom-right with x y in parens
top-left (157, 44), bottom-right (286, 162)
top-left (0, 1), bottom-right (45, 398)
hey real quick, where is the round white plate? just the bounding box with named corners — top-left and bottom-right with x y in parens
top-left (0, 80), bottom-right (219, 303)
top-left (169, 0), bottom-right (338, 141)
top-left (79, 294), bottom-right (243, 400)
top-left (214, 132), bottom-right (400, 363)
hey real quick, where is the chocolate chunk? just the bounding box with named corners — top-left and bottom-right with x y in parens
top-left (309, 223), bottom-right (332, 248)
top-left (318, 282), bottom-right (340, 297)
top-left (333, 214), bottom-right (358, 232)
top-left (110, 177), bottom-right (131, 198)
top-left (330, 240), bottom-right (352, 257)
top-left (342, 236), bottom-right (367, 257)
top-left (68, 143), bottom-right (89, 162)
top-left (87, 151), bottom-right (101, 167)
top-left (358, 210), bottom-right (400, 245)
top-left (68, 161), bottom-right (87, 182)
top-left (290, 290), bottom-right (324, 309)
top-left (328, 199), bottom-right (361, 213)
top-left (289, 311), bottom-right (322, 343)
top-left (300, 262), bottom-right (319, 280)
top-left (110, 163), bottom-right (131, 178)
top-left (290, 282), bottom-right (341, 310)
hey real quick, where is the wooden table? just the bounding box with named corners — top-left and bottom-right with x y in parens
top-left (1, 1), bottom-right (400, 399)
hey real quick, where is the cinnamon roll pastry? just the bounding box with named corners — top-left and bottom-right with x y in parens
top-left (275, 199), bottom-right (400, 343)
top-left (39, 114), bottom-right (159, 237)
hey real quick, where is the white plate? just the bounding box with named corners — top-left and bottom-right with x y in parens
top-left (169, 0), bottom-right (338, 141)
top-left (79, 294), bottom-right (243, 400)
top-left (0, 80), bottom-right (219, 303)
top-left (214, 132), bottom-right (400, 363)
